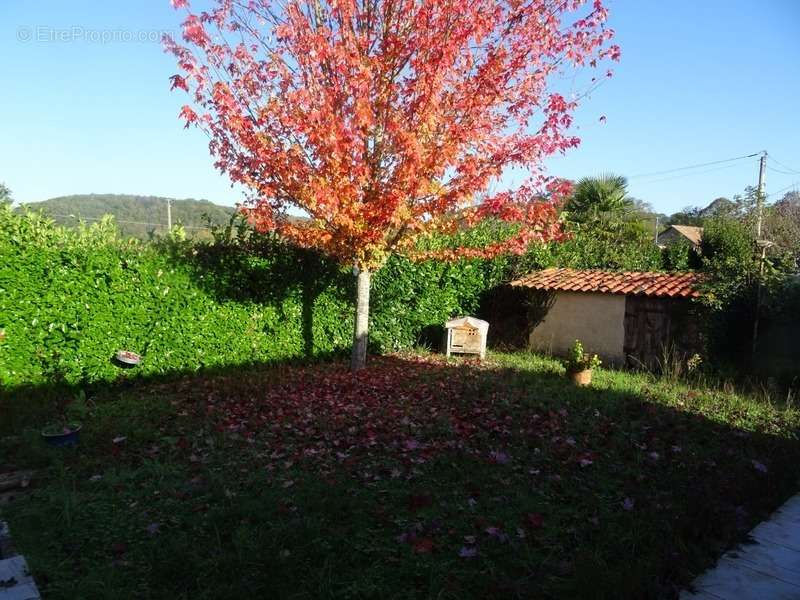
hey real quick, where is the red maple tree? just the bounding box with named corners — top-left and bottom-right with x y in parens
top-left (165, 0), bottom-right (619, 370)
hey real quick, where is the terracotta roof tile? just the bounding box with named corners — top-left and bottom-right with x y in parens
top-left (510, 268), bottom-right (703, 298)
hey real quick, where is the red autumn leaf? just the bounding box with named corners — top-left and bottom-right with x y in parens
top-left (110, 542), bottom-right (128, 556)
top-left (489, 450), bottom-right (511, 465)
top-left (526, 513), bottom-right (544, 529)
top-left (178, 105), bottom-right (198, 129)
top-left (403, 439), bottom-right (420, 451)
top-left (169, 74), bottom-right (189, 92)
top-left (408, 494), bottom-right (433, 512)
top-left (412, 538), bottom-right (434, 554)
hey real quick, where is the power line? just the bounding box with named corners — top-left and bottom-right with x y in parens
top-left (767, 164), bottom-right (800, 176)
top-left (628, 152), bottom-right (761, 179)
top-left (631, 161), bottom-right (748, 185)
top-left (766, 181), bottom-right (799, 199)
top-left (768, 155), bottom-right (800, 175)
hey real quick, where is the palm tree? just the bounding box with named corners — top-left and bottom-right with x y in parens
top-left (565, 174), bottom-right (632, 224)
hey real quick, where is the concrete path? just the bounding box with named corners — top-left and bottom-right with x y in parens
top-left (0, 556), bottom-right (39, 600)
top-left (0, 522), bottom-right (40, 600)
top-left (682, 494), bottom-right (800, 599)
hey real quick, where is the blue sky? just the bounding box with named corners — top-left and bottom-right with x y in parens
top-left (2, 0), bottom-right (799, 215)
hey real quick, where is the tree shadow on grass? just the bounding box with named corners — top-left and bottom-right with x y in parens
top-left (3, 353), bottom-right (799, 599)
top-left (0, 350), bottom-right (346, 436)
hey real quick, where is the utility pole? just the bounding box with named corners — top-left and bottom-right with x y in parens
top-left (166, 198), bottom-right (172, 230)
top-left (756, 151), bottom-right (766, 238)
top-left (751, 151), bottom-right (768, 360)
top-left (654, 215), bottom-right (660, 245)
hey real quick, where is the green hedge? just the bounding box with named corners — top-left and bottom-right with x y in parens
top-left (0, 205), bottom-right (511, 388)
top-left (1, 201), bottom-right (687, 390)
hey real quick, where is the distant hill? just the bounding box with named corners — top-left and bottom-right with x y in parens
top-left (699, 197), bottom-right (736, 218)
top-left (19, 194), bottom-right (237, 240)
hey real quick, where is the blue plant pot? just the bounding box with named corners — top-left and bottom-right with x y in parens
top-left (42, 424), bottom-right (82, 448)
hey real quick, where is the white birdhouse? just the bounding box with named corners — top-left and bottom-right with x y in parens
top-left (444, 316), bottom-right (489, 359)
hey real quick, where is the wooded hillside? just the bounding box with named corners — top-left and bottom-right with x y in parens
top-left (19, 194), bottom-right (236, 239)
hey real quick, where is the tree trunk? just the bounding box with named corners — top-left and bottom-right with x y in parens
top-left (350, 268), bottom-right (371, 371)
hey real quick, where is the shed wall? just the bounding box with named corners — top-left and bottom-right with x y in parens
top-left (528, 291), bottom-right (626, 365)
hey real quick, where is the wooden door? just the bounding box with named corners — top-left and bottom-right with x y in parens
top-left (624, 297), bottom-right (672, 369)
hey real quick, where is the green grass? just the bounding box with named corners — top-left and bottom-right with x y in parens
top-left (2, 351), bottom-right (799, 599)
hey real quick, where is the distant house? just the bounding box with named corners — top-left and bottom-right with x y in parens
top-left (510, 268), bottom-right (704, 368)
top-left (657, 224), bottom-right (703, 249)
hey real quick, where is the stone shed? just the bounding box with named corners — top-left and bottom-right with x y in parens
top-left (510, 268), bottom-right (704, 367)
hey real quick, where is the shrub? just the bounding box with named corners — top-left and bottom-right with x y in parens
top-left (0, 205), bottom-right (512, 388)
top-left (517, 226), bottom-right (664, 273)
top-left (698, 217), bottom-right (798, 379)
top-left (661, 240), bottom-right (701, 271)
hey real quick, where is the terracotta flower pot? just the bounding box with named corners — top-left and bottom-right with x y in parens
top-left (569, 369), bottom-right (593, 386)
top-left (115, 350), bottom-right (141, 366)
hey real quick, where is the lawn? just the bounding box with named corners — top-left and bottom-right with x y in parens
top-left (2, 352), bottom-right (799, 599)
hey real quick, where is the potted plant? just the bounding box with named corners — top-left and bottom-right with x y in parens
top-left (41, 421), bottom-right (82, 447)
top-left (565, 340), bottom-right (601, 386)
top-left (41, 391), bottom-right (88, 448)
